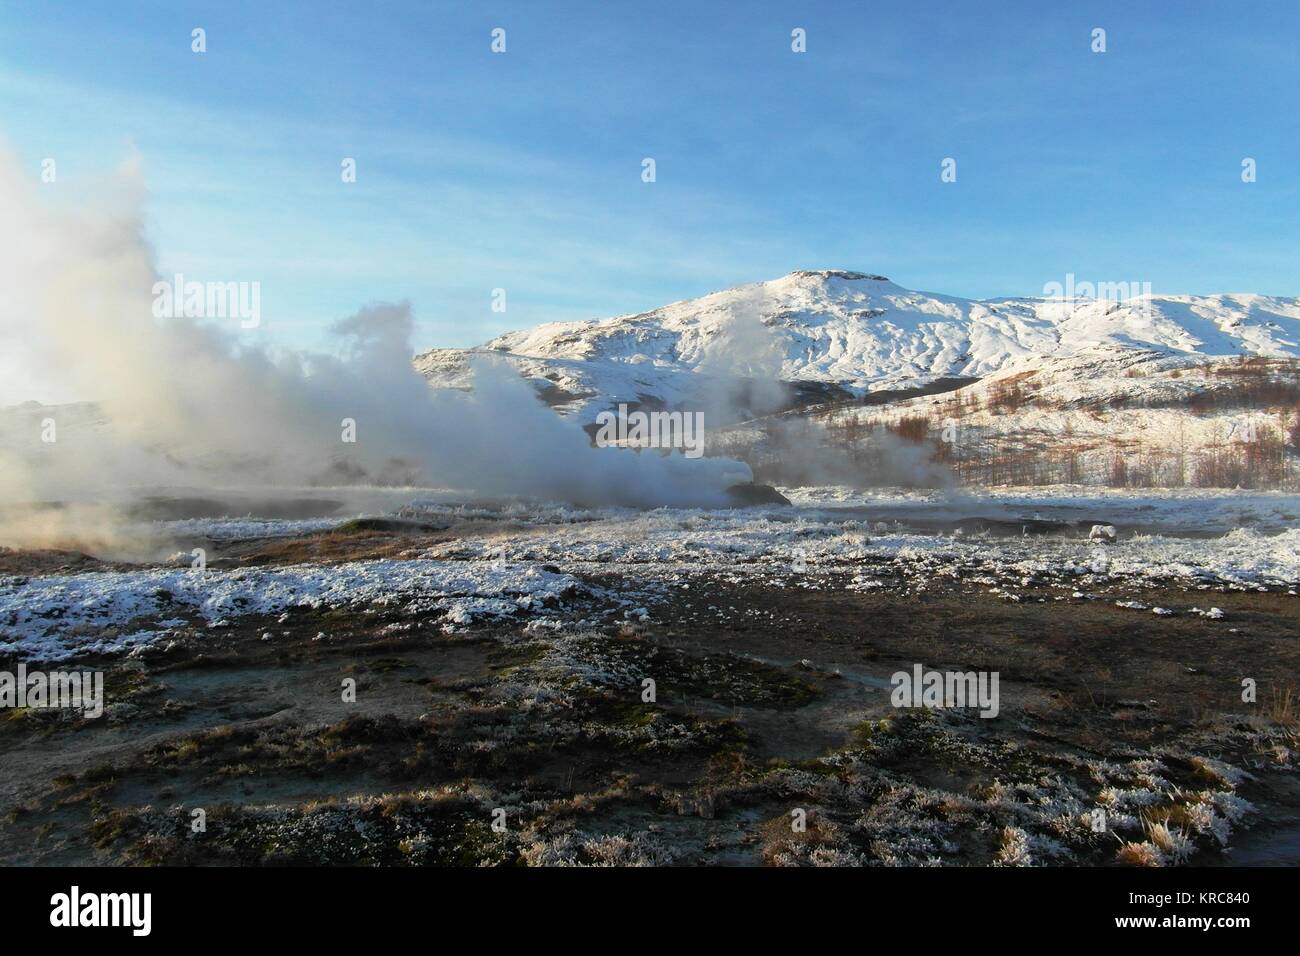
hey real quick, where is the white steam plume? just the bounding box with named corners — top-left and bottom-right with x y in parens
top-left (0, 148), bottom-right (752, 553)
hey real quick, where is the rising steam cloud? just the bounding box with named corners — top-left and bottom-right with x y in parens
top-left (0, 148), bottom-right (752, 554)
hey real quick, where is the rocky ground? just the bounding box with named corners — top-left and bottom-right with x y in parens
top-left (0, 502), bottom-right (1297, 867)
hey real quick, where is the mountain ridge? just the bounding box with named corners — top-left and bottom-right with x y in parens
top-left (414, 270), bottom-right (1300, 422)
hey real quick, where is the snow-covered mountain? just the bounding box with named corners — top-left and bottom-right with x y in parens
top-left (414, 270), bottom-right (1300, 423)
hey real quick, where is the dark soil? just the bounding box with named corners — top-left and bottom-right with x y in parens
top-left (1, 553), bottom-right (1294, 867)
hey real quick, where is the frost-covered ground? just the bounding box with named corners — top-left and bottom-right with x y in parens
top-left (784, 485), bottom-right (1300, 534)
top-left (0, 560), bottom-right (584, 661)
top-left (155, 516), bottom-right (346, 540)
top-left (2, 484), bottom-right (1296, 868)
top-left (423, 507), bottom-right (1300, 587)
top-left (2, 485), bottom-right (1296, 662)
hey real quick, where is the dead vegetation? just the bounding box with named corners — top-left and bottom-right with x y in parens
top-left (3, 561), bottom-right (1296, 867)
top-left (777, 356), bottom-right (1300, 489)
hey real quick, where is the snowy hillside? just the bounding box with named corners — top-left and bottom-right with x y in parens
top-left (415, 270), bottom-right (1300, 422)
top-left (722, 349), bottom-right (1300, 490)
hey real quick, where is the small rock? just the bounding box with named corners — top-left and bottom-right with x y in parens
top-left (1089, 524), bottom-right (1117, 544)
top-left (725, 482), bottom-right (791, 507)
top-left (105, 702), bottom-right (142, 724)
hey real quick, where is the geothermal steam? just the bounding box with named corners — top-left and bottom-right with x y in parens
top-left (0, 149), bottom-right (751, 553)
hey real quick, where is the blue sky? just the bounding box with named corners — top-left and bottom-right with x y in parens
top-left (1, 0), bottom-right (1297, 356)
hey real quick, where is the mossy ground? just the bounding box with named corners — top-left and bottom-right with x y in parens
top-left (1, 566), bottom-right (1295, 866)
